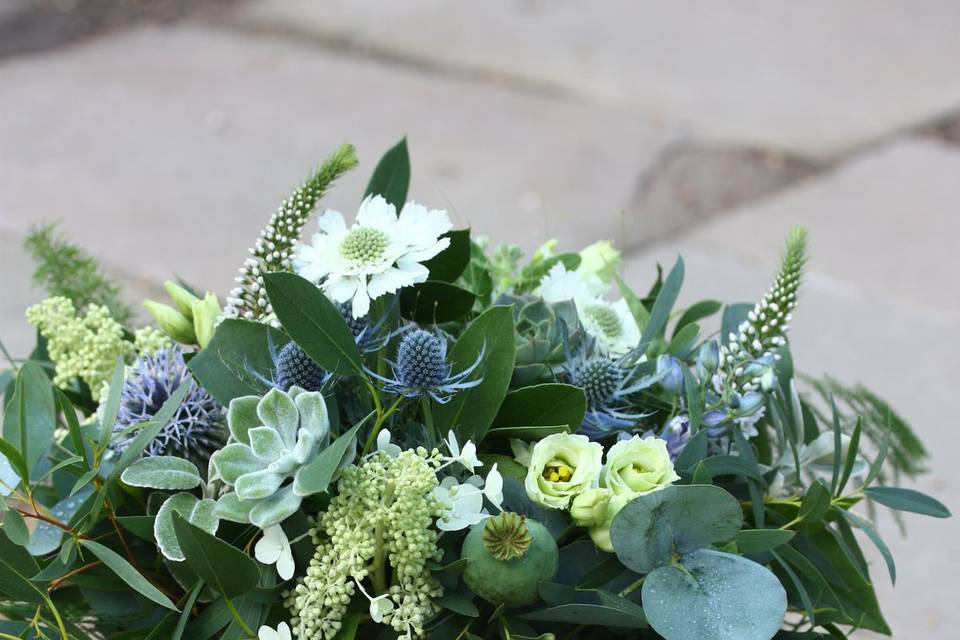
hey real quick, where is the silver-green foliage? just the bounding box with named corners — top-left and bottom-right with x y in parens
top-left (210, 386), bottom-right (333, 528)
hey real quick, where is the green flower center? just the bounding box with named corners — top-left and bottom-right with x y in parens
top-left (584, 304), bottom-right (622, 338)
top-left (340, 227), bottom-right (390, 266)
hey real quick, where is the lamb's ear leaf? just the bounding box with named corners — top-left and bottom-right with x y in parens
top-left (213, 493), bottom-right (256, 524)
top-left (227, 396), bottom-right (261, 445)
top-left (154, 493), bottom-right (219, 562)
top-left (171, 513), bottom-right (260, 598)
top-left (121, 457), bottom-right (202, 491)
top-left (248, 485), bottom-right (302, 529)
top-left (210, 443), bottom-right (265, 485)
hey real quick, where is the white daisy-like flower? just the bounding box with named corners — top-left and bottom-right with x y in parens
top-left (258, 621), bottom-right (292, 640)
top-left (294, 195), bottom-right (452, 318)
top-left (576, 297), bottom-right (641, 357)
top-left (254, 524), bottom-right (295, 581)
top-left (538, 262), bottom-right (605, 305)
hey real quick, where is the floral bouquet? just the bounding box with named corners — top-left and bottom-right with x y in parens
top-left (0, 140), bottom-right (950, 640)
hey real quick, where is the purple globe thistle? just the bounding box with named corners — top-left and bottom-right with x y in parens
top-left (368, 328), bottom-right (484, 403)
top-left (112, 347), bottom-right (224, 470)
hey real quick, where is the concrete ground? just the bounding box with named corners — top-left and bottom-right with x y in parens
top-left (1, 1), bottom-right (957, 636)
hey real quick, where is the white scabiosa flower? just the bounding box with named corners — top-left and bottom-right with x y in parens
top-left (538, 262), bottom-right (605, 304)
top-left (576, 297), bottom-right (641, 357)
top-left (294, 195), bottom-right (452, 318)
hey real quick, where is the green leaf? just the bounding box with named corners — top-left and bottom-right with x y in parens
top-left (117, 515), bottom-right (156, 542)
top-left (293, 417), bottom-right (366, 497)
top-left (3, 361), bottom-right (56, 472)
top-left (3, 509), bottom-right (29, 546)
top-left (610, 484), bottom-right (742, 573)
top-left (836, 417), bottom-right (861, 496)
top-left (864, 486), bottom-right (951, 518)
top-left (188, 319), bottom-right (290, 405)
top-left (171, 514), bottom-right (260, 598)
top-left (173, 581), bottom-right (205, 640)
top-left (364, 137), bottom-right (410, 210)
top-left (484, 425), bottom-right (569, 441)
top-left (492, 384), bottom-right (586, 433)
top-left (56, 389), bottom-right (91, 470)
top-left (517, 600), bottom-right (647, 628)
top-left (0, 438), bottom-right (28, 487)
top-left (799, 479), bottom-right (832, 524)
top-left (0, 529), bottom-right (44, 603)
top-left (423, 229), bottom-right (471, 282)
top-left (641, 549), bottom-right (786, 640)
top-left (735, 529), bottom-right (795, 554)
top-left (97, 357), bottom-right (126, 449)
top-left (121, 457), bottom-right (202, 491)
top-left (673, 429), bottom-right (708, 471)
top-left (838, 509), bottom-right (895, 585)
top-left (263, 272), bottom-right (364, 378)
top-left (637, 256), bottom-right (684, 353)
top-left (25, 487), bottom-right (93, 556)
top-left (614, 274), bottom-right (650, 330)
top-left (701, 454), bottom-right (766, 483)
top-left (435, 591), bottom-right (479, 617)
top-left (720, 303), bottom-right (753, 343)
top-left (435, 306), bottom-right (516, 443)
top-left (672, 299), bottom-right (722, 338)
top-left (80, 540), bottom-right (178, 611)
top-left (667, 322), bottom-right (700, 357)
top-left (400, 281), bottom-right (477, 323)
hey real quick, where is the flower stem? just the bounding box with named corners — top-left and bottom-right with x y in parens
top-left (223, 595), bottom-right (255, 637)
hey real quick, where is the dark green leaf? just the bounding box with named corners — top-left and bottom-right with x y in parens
top-left (188, 319), bottom-right (290, 405)
top-left (435, 591), bottom-right (478, 617)
top-left (610, 484), bottom-right (742, 573)
top-left (672, 299), bottom-right (722, 338)
top-left (836, 417), bottom-right (861, 496)
top-left (484, 425), bottom-right (569, 441)
top-left (423, 230), bottom-right (471, 282)
top-left (171, 514), bottom-right (260, 598)
top-left (435, 306), bottom-right (516, 443)
top-left (80, 540), bottom-right (178, 611)
top-left (400, 281), bottom-right (476, 323)
top-left (799, 479), bottom-right (832, 524)
top-left (637, 256), bottom-right (684, 353)
top-left (3, 361), bottom-right (55, 471)
top-left (0, 529), bottom-right (44, 603)
top-left (674, 429), bottom-right (708, 471)
top-left (838, 509), bottom-right (895, 585)
top-left (96, 357), bottom-right (125, 449)
top-left (3, 509), bottom-right (29, 546)
top-left (56, 390), bottom-right (91, 470)
top-left (864, 486), bottom-right (950, 518)
top-left (263, 272), bottom-right (364, 377)
top-left (735, 529), bottom-right (795, 554)
top-left (293, 417), bottom-right (367, 496)
top-left (492, 384), bottom-right (586, 432)
top-left (702, 454), bottom-right (766, 483)
top-left (364, 137), bottom-right (410, 210)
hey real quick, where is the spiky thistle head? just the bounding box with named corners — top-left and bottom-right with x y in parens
top-left (224, 144), bottom-right (358, 321)
top-left (396, 330), bottom-right (449, 390)
top-left (112, 347), bottom-right (224, 470)
top-left (571, 358), bottom-right (624, 409)
top-left (719, 226), bottom-right (807, 392)
top-left (274, 342), bottom-right (327, 392)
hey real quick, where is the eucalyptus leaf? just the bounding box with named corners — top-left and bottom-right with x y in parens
top-left (864, 486), bottom-right (951, 518)
top-left (642, 549), bottom-right (786, 640)
top-left (610, 484), bottom-right (742, 574)
top-left (735, 529), bottom-right (795, 554)
top-left (0, 529), bottom-right (44, 603)
top-left (3, 361), bottom-right (55, 472)
top-left (80, 540), bottom-right (178, 611)
top-left (293, 417), bottom-right (365, 497)
top-left (2, 509), bottom-right (29, 546)
top-left (637, 256), bottom-right (684, 353)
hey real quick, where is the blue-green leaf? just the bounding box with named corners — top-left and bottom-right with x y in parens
top-left (864, 486), bottom-right (950, 518)
top-left (638, 257), bottom-right (684, 353)
top-left (80, 539), bottom-right (178, 611)
top-left (172, 514), bottom-right (260, 598)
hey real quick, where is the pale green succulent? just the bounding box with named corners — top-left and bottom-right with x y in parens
top-left (209, 386), bottom-right (343, 528)
top-left (502, 295), bottom-right (580, 386)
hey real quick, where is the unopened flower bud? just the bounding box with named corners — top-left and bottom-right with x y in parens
top-left (698, 341), bottom-right (719, 372)
top-left (191, 293), bottom-right (221, 349)
top-left (657, 355), bottom-right (683, 393)
top-left (577, 240), bottom-right (621, 283)
top-left (570, 488), bottom-right (613, 528)
top-left (143, 300), bottom-right (196, 344)
top-left (760, 367), bottom-right (777, 392)
top-left (737, 391), bottom-right (765, 416)
top-left (163, 280), bottom-right (201, 319)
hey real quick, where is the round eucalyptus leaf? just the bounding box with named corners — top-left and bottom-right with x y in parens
top-left (610, 484), bottom-right (742, 573)
top-left (642, 549), bottom-right (786, 640)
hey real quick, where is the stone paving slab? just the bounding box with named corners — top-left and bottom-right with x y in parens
top-left (234, 0), bottom-right (960, 157)
top-left (0, 22), bottom-right (674, 311)
top-left (624, 138), bottom-right (960, 637)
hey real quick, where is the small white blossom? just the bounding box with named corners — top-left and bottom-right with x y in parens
top-left (258, 622), bottom-right (292, 640)
top-left (354, 578), bottom-right (395, 623)
top-left (294, 195), bottom-right (452, 318)
top-left (441, 430), bottom-right (481, 471)
top-left (433, 476), bottom-right (489, 531)
top-left (510, 439), bottom-right (533, 467)
top-left (254, 524), bottom-right (295, 581)
top-left (483, 463), bottom-right (504, 510)
top-left (376, 428), bottom-right (402, 458)
top-left (538, 262), bottom-right (605, 304)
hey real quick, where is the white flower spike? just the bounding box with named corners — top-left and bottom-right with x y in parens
top-left (254, 524), bottom-right (295, 581)
top-left (258, 621), bottom-right (292, 640)
top-left (294, 195), bottom-right (452, 318)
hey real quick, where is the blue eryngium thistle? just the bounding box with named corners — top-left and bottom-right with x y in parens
top-left (369, 328), bottom-right (484, 403)
top-left (112, 347), bottom-right (224, 470)
top-left (275, 341), bottom-right (327, 392)
top-left (563, 348), bottom-right (662, 440)
top-left (336, 301), bottom-right (389, 353)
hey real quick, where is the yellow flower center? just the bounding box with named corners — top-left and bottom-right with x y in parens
top-left (543, 464), bottom-right (574, 483)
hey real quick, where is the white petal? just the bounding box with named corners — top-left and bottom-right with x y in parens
top-left (484, 463), bottom-right (504, 508)
top-left (404, 236), bottom-right (451, 264)
top-left (445, 430), bottom-right (460, 457)
top-left (366, 266), bottom-right (417, 299)
top-left (398, 202), bottom-right (452, 245)
top-left (323, 275), bottom-right (358, 304)
top-left (254, 526), bottom-right (284, 564)
top-left (316, 209), bottom-right (347, 236)
top-left (356, 195), bottom-right (397, 229)
top-left (351, 283), bottom-right (371, 318)
top-left (395, 256), bottom-right (430, 284)
top-left (276, 547), bottom-right (296, 581)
